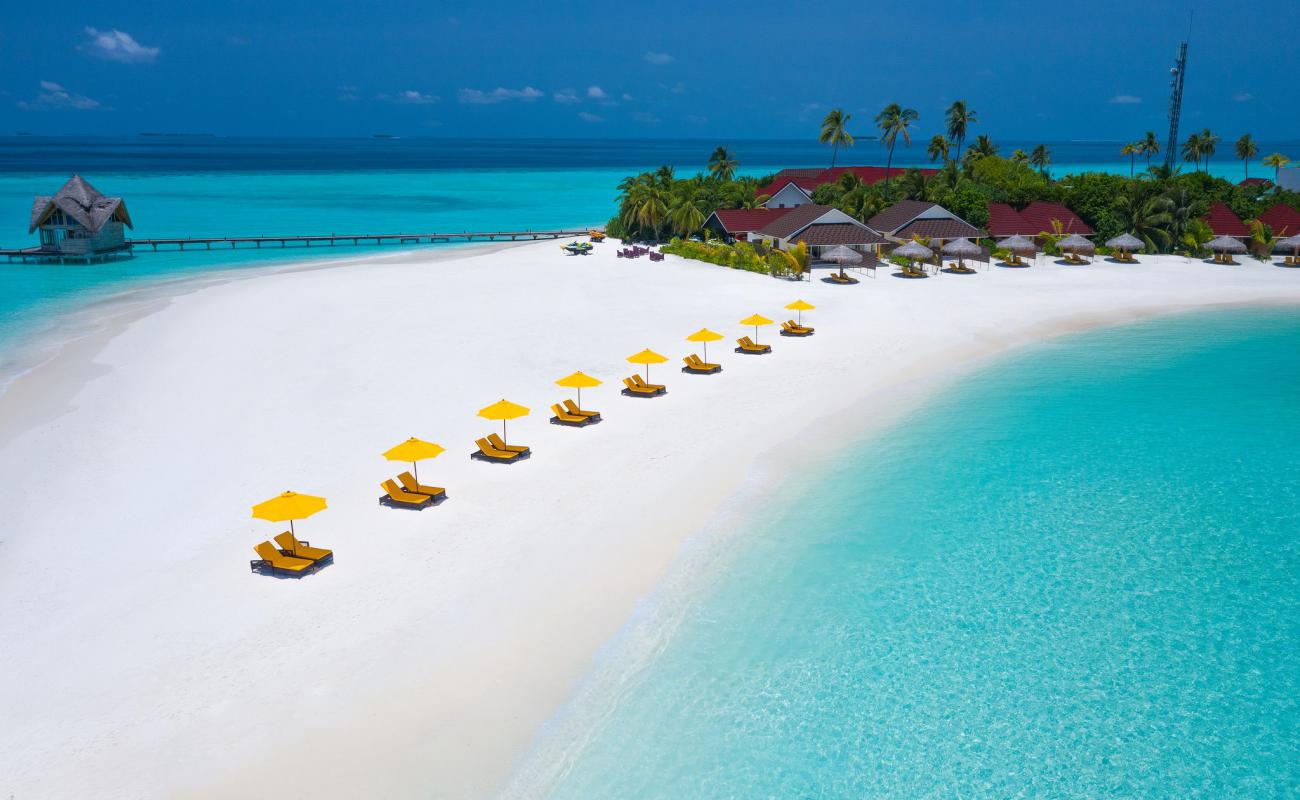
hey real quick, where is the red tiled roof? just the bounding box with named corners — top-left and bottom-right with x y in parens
top-left (1257, 203), bottom-right (1300, 237)
top-left (865, 200), bottom-right (936, 233)
top-left (986, 202), bottom-right (1036, 236)
top-left (755, 204), bottom-right (840, 238)
top-left (894, 217), bottom-right (983, 241)
top-left (1202, 202), bottom-right (1250, 237)
top-left (791, 223), bottom-right (888, 246)
top-left (756, 176), bottom-right (820, 200)
top-left (1239, 177), bottom-right (1270, 187)
top-left (708, 207), bottom-right (795, 233)
top-left (1017, 202), bottom-right (1094, 236)
top-left (819, 166), bottom-right (939, 185)
top-left (757, 165), bottom-right (940, 200)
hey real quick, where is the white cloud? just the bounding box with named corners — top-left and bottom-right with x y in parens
top-left (632, 111), bottom-right (661, 124)
top-left (578, 111), bottom-right (604, 123)
top-left (621, 92), bottom-right (634, 102)
top-left (1108, 94), bottom-right (1142, 104)
top-left (18, 81), bottom-right (101, 110)
top-left (553, 88), bottom-right (580, 104)
top-left (80, 27), bottom-right (159, 63)
top-left (644, 51), bottom-right (674, 65)
top-left (380, 89), bottom-right (439, 105)
top-left (458, 86), bottom-right (545, 104)
top-left (1233, 91), bottom-right (1255, 103)
top-left (587, 86), bottom-right (607, 99)
top-left (337, 84), bottom-right (360, 102)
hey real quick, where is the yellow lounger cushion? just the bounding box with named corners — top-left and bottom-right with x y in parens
top-left (397, 471), bottom-right (445, 497)
top-left (273, 531), bottom-right (332, 562)
top-left (487, 433), bottom-right (529, 454)
top-left (254, 541), bottom-right (314, 573)
top-left (551, 403), bottom-right (587, 423)
top-left (383, 478), bottom-right (433, 504)
top-left (475, 438), bottom-right (519, 459)
top-left (563, 399), bottom-right (599, 418)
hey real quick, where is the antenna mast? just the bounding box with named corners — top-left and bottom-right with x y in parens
top-left (1164, 21), bottom-right (1191, 171)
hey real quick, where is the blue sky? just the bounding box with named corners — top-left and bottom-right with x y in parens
top-left (1, 0), bottom-right (1295, 141)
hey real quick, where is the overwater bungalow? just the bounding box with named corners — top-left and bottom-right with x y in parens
top-left (21, 175), bottom-right (133, 263)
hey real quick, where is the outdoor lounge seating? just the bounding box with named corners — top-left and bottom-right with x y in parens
top-left (780, 320), bottom-right (814, 337)
top-left (487, 433), bottom-right (529, 455)
top-left (826, 272), bottom-right (857, 284)
top-left (682, 354), bottom-right (721, 374)
top-left (380, 478), bottom-right (438, 508)
top-left (622, 375), bottom-right (666, 396)
top-left (397, 471), bottom-right (447, 502)
top-left (735, 336), bottom-right (771, 354)
top-left (250, 541), bottom-right (317, 576)
top-left (551, 403), bottom-right (596, 426)
top-left (274, 531), bottom-right (333, 564)
top-left (563, 399), bottom-right (600, 420)
top-left (471, 437), bottom-right (526, 463)
top-left (1063, 253), bottom-right (1088, 264)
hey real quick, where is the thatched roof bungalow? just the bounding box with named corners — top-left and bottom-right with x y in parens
top-left (29, 175), bottom-right (133, 259)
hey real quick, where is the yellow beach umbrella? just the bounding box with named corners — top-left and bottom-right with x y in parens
top-left (686, 328), bottom-right (724, 362)
top-left (627, 348), bottom-right (668, 382)
top-left (785, 299), bottom-right (816, 326)
top-left (555, 370), bottom-right (603, 408)
top-left (251, 490), bottom-right (327, 537)
top-left (739, 313), bottom-right (774, 344)
top-left (478, 398), bottom-right (530, 445)
top-left (383, 437), bottom-right (445, 485)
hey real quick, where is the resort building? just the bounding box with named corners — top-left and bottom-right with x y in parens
top-left (758, 166), bottom-right (939, 209)
top-left (27, 175), bottom-right (133, 261)
top-left (746, 204), bottom-right (887, 260)
top-left (867, 200), bottom-right (983, 246)
top-left (985, 202), bottom-right (1040, 237)
top-left (1258, 203), bottom-right (1300, 237)
top-left (703, 207), bottom-right (794, 242)
top-left (985, 200), bottom-right (1093, 239)
top-left (1202, 202), bottom-right (1250, 239)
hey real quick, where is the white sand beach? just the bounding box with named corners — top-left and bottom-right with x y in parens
top-left (2, 241), bottom-right (1299, 799)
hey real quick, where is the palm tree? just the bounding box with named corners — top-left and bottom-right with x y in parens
top-left (707, 146), bottom-right (738, 181)
top-left (779, 241), bottom-right (810, 280)
top-left (1030, 144), bottom-right (1052, 177)
top-left (1199, 129), bottom-right (1219, 172)
top-left (963, 134), bottom-right (998, 168)
top-left (1247, 219), bottom-right (1278, 262)
top-left (1182, 133), bottom-right (1203, 172)
top-left (875, 103), bottom-right (919, 184)
top-left (1235, 134), bottom-right (1258, 180)
top-left (1139, 131), bottom-right (1161, 168)
top-left (668, 195), bottom-right (706, 240)
top-left (1011, 149), bottom-right (1029, 165)
top-left (1263, 153), bottom-right (1292, 184)
top-left (945, 100), bottom-right (977, 164)
top-left (1120, 142), bottom-right (1139, 177)
top-left (819, 108), bottom-right (854, 169)
top-left (1164, 186), bottom-right (1196, 243)
top-left (927, 135), bottom-right (950, 164)
top-left (1181, 218), bottom-right (1214, 257)
top-left (1113, 190), bottom-right (1173, 251)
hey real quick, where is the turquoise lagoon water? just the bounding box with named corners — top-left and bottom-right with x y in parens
top-left (531, 308), bottom-right (1300, 799)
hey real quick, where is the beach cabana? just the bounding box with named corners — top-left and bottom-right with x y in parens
top-left (892, 240), bottom-right (933, 278)
top-left (822, 244), bottom-right (863, 284)
top-left (941, 237), bottom-right (981, 273)
top-left (1057, 233), bottom-right (1095, 264)
top-left (998, 234), bottom-right (1036, 266)
top-left (686, 328), bottom-right (724, 363)
top-left (1276, 234), bottom-right (1300, 266)
top-left (1207, 235), bottom-right (1247, 264)
top-left (1105, 233), bottom-right (1144, 263)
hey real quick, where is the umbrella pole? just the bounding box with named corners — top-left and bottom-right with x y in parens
top-left (645, 364), bottom-right (650, 382)
top-left (577, 387), bottom-right (582, 409)
top-left (503, 420), bottom-right (507, 446)
top-left (703, 342), bottom-right (708, 362)
top-left (290, 519), bottom-right (295, 537)
top-left (413, 461), bottom-right (419, 485)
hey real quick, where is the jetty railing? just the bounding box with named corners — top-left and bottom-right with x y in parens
top-left (128, 228), bottom-right (596, 251)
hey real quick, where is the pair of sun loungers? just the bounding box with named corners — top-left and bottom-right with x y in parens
top-left (380, 471), bottom-right (448, 509)
top-left (622, 374), bottom-right (666, 397)
top-left (681, 354), bottom-right (721, 374)
top-left (780, 320), bottom-right (814, 337)
top-left (472, 433), bottom-right (531, 464)
top-left (250, 531), bottom-right (334, 576)
top-left (827, 271), bottom-right (858, 284)
top-left (550, 399), bottom-right (601, 426)
top-left (735, 336), bottom-right (771, 355)
top-left (1062, 253), bottom-right (1089, 264)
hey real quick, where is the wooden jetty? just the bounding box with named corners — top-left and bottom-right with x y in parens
top-left (2, 227), bottom-right (597, 262)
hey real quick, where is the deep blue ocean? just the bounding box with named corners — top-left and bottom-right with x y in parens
top-left (1, 135), bottom-right (1295, 369)
top-left (523, 307), bottom-right (1300, 799)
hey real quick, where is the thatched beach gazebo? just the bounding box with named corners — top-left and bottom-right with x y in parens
top-left (1276, 234), bottom-right (1300, 267)
top-left (998, 234), bottom-right (1036, 266)
top-left (1105, 233), bottom-right (1144, 263)
top-left (893, 240), bottom-right (933, 278)
top-left (821, 244), bottom-right (863, 283)
top-left (1058, 233), bottom-right (1095, 264)
top-left (1207, 235), bottom-right (1247, 264)
top-left (941, 237), bottom-right (981, 273)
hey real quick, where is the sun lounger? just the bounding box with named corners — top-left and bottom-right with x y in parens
top-left (622, 376), bottom-right (665, 396)
top-left (551, 403), bottom-right (593, 426)
top-left (735, 336), bottom-right (771, 354)
top-left (827, 272), bottom-right (856, 284)
top-left (471, 437), bottom-right (526, 463)
top-left (563, 399), bottom-right (600, 420)
top-left (682, 354), bottom-right (721, 374)
top-left (251, 541), bottom-right (317, 576)
top-left (780, 321), bottom-right (814, 337)
top-left (487, 433), bottom-right (529, 455)
top-left (274, 531), bottom-right (334, 564)
top-left (380, 478), bottom-right (437, 508)
top-left (397, 471), bottom-right (447, 501)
